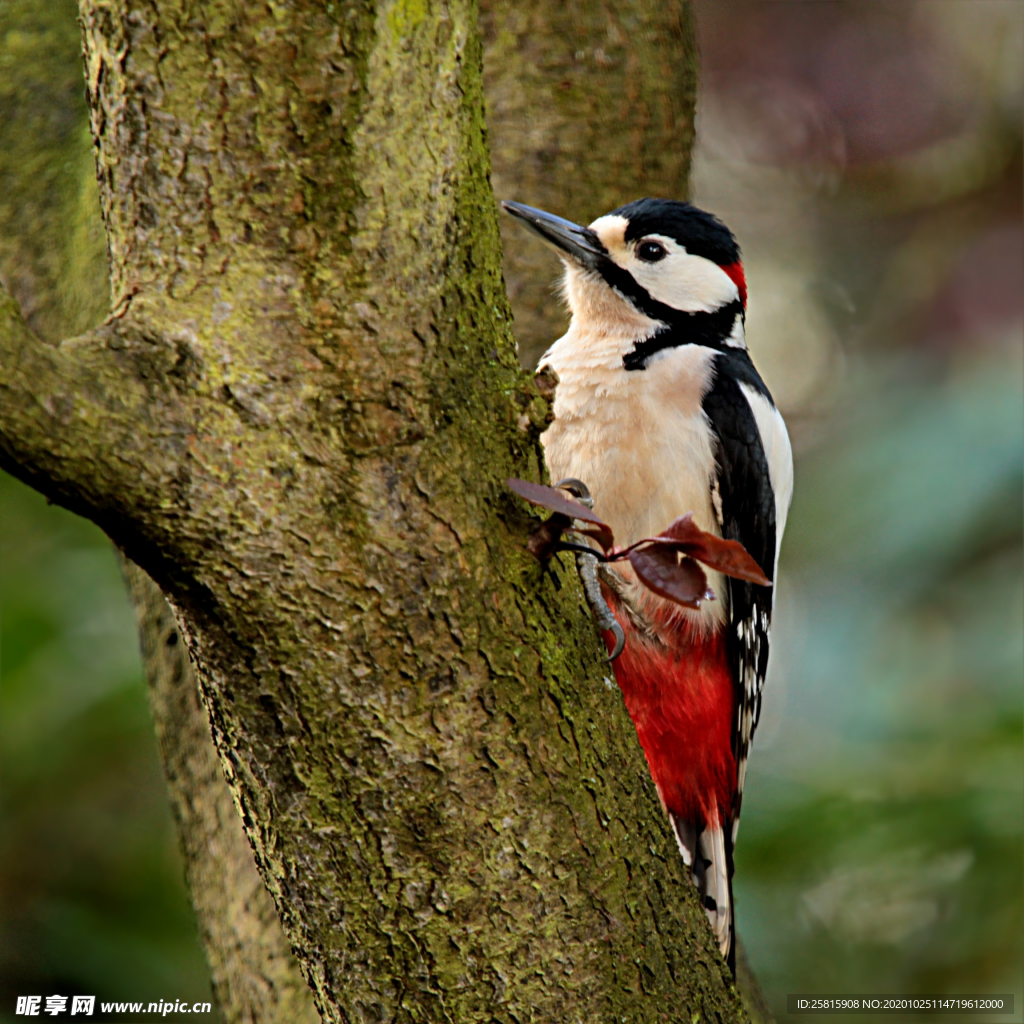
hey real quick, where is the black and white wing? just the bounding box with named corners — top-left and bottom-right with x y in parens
top-left (702, 349), bottom-right (793, 835)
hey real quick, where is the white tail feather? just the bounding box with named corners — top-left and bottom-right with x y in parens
top-left (700, 825), bottom-right (731, 956)
top-left (670, 813), bottom-right (733, 962)
top-left (671, 813), bottom-right (696, 867)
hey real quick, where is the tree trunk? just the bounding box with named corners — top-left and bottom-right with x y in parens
top-left (481, 0), bottom-right (698, 367)
top-left (0, 1), bottom-right (746, 1021)
top-left (121, 559), bottom-right (320, 1024)
top-left (1, 9), bottom-right (318, 1017)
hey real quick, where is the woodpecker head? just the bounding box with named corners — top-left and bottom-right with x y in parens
top-left (503, 198), bottom-right (747, 359)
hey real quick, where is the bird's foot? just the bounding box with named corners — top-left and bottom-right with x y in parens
top-left (551, 478), bottom-right (625, 661)
top-left (596, 563), bottom-right (661, 647)
top-left (552, 478), bottom-right (593, 508)
top-left (575, 548), bottom-right (625, 661)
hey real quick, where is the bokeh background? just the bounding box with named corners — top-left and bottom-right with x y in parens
top-left (1, 2), bottom-right (1021, 1022)
top-left (690, 1), bottom-right (1023, 1014)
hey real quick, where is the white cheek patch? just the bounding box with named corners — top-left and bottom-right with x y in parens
top-left (588, 222), bottom-right (741, 315)
top-left (626, 235), bottom-right (739, 313)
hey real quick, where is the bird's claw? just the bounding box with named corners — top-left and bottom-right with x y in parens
top-left (552, 478), bottom-right (624, 660)
top-left (597, 562), bottom-right (661, 646)
top-left (553, 478), bottom-right (594, 509)
top-left (576, 547), bottom-right (625, 661)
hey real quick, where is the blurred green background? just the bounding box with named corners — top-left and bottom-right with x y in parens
top-left (0, 474), bottom-right (213, 1015)
top-left (0, 0), bottom-right (214, 1016)
top-left (691, 1), bottom-right (1023, 1016)
top-left (0, 1), bottom-right (1021, 1022)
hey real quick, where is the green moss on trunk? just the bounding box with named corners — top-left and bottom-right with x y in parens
top-left (0, 1), bottom-right (747, 1020)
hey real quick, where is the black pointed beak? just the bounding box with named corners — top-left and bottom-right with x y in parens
top-left (501, 201), bottom-right (606, 269)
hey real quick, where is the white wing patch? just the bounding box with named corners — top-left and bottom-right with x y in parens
top-left (739, 382), bottom-right (794, 583)
top-left (730, 386), bottom-right (793, 833)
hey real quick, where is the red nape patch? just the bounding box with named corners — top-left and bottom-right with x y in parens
top-left (605, 615), bottom-right (736, 826)
top-left (721, 262), bottom-right (747, 307)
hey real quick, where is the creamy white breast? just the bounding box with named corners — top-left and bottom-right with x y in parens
top-left (539, 280), bottom-right (726, 627)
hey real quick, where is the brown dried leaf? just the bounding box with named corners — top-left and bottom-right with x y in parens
top-left (574, 525), bottom-right (615, 550)
top-left (507, 478), bottom-right (614, 551)
top-left (507, 478), bottom-right (605, 524)
top-left (628, 547), bottom-right (714, 609)
top-left (656, 513), bottom-right (771, 586)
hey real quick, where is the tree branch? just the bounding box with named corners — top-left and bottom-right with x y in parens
top-left (0, 285), bottom-right (195, 557)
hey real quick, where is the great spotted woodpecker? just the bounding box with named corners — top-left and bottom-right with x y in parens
top-left (503, 198), bottom-right (793, 973)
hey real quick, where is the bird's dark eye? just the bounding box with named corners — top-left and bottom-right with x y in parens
top-left (636, 240), bottom-right (668, 263)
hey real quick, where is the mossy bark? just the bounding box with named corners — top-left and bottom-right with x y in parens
top-left (0, 3), bottom-right (316, 1018)
top-left (121, 559), bottom-right (321, 1024)
top-left (0, 1), bottom-right (748, 1021)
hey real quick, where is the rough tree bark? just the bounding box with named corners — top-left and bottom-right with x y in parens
top-left (0, 1), bottom-right (748, 1021)
top-left (481, 0), bottom-right (697, 367)
top-left (1, 5), bottom-right (317, 1019)
top-left (121, 560), bottom-right (321, 1024)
